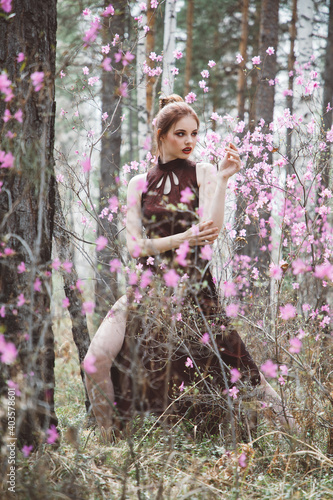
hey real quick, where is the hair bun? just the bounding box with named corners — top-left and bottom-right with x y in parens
top-left (159, 94), bottom-right (184, 109)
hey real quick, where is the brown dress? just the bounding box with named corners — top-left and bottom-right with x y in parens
top-left (111, 158), bottom-right (260, 432)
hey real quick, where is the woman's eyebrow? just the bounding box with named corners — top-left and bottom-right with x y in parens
top-left (174, 128), bottom-right (198, 132)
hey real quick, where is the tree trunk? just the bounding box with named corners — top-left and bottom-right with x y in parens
top-left (161, 0), bottom-right (177, 97)
top-left (96, 1), bottom-right (126, 319)
top-left (237, 0), bottom-right (249, 121)
top-left (256, 0), bottom-right (279, 127)
top-left (146, 1), bottom-right (156, 129)
top-left (322, 0), bottom-right (333, 189)
top-left (237, 0), bottom-right (279, 278)
top-left (0, 0), bottom-right (58, 446)
top-left (53, 185), bottom-right (91, 413)
top-left (137, 5), bottom-right (149, 161)
top-left (184, 0), bottom-right (194, 96)
top-left (286, 0), bottom-right (297, 168)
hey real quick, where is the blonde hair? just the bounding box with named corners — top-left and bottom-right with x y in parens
top-left (153, 94), bottom-right (199, 156)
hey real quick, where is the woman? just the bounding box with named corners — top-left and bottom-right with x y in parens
top-left (85, 95), bottom-right (295, 439)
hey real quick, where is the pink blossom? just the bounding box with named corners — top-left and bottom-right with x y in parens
top-left (314, 263), bottom-right (333, 280)
top-left (76, 280), bottom-right (84, 293)
top-left (95, 235), bottom-right (108, 251)
top-left (266, 46), bottom-right (275, 55)
top-left (102, 112), bottom-right (108, 121)
top-left (16, 52), bottom-right (25, 63)
top-left (46, 425), bottom-right (59, 444)
top-left (62, 261), bottom-right (73, 273)
top-left (252, 56), bottom-right (261, 65)
top-left (31, 71), bottom-right (44, 91)
top-left (176, 240), bottom-right (189, 266)
top-left (229, 386), bottom-right (239, 399)
top-left (123, 51), bottom-right (135, 66)
top-left (269, 263), bottom-right (282, 280)
top-left (82, 158), bottom-right (91, 173)
top-left (179, 381), bottom-right (185, 392)
top-left (225, 303), bottom-right (239, 317)
top-left (185, 92), bottom-right (197, 104)
top-left (0, 337), bottom-right (17, 364)
top-left (62, 297), bottom-right (70, 308)
top-left (200, 245), bottom-right (213, 261)
top-left (164, 269), bottom-right (180, 288)
top-left (51, 258), bottom-right (61, 271)
top-left (201, 332), bottom-right (210, 344)
top-left (289, 337), bottom-right (302, 354)
top-left (82, 301), bottom-right (95, 315)
top-left (171, 67), bottom-right (179, 75)
top-left (1, 0), bottom-right (12, 13)
top-left (278, 376), bottom-right (286, 386)
top-left (0, 150), bottom-right (15, 169)
top-left (173, 50), bottom-right (183, 60)
top-left (222, 281), bottom-right (237, 297)
top-left (3, 109), bottom-right (11, 122)
top-left (17, 293), bottom-right (25, 307)
top-left (132, 244), bottom-right (141, 258)
top-left (0, 305), bottom-right (5, 318)
top-left (102, 57), bottom-right (112, 71)
top-left (236, 53), bottom-right (243, 64)
top-left (280, 365), bottom-right (288, 376)
top-left (180, 187), bottom-right (194, 204)
top-left (83, 19), bottom-right (101, 46)
top-left (33, 278), bottom-right (42, 292)
top-left (22, 445), bottom-right (33, 458)
top-left (280, 304), bottom-right (296, 320)
top-left (108, 195), bottom-right (119, 213)
top-left (185, 357), bottom-right (193, 368)
top-left (146, 256), bottom-right (154, 266)
top-left (140, 270), bottom-right (152, 288)
top-left (128, 272), bottom-right (138, 285)
top-left (238, 452), bottom-right (247, 468)
top-left (118, 82), bottom-right (128, 97)
top-left (82, 66), bottom-right (89, 75)
top-left (14, 109), bottom-right (23, 122)
top-left (88, 76), bottom-right (99, 86)
top-left (261, 359), bottom-right (278, 378)
top-left (60, 70), bottom-right (66, 79)
top-left (230, 368), bottom-right (241, 383)
top-left (109, 258), bottom-right (122, 272)
top-left (292, 258), bottom-right (310, 275)
top-left (208, 60), bottom-right (216, 68)
top-left (151, 0), bottom-right (158, 7)
top-left (102, 4), bottom-right (115, 16)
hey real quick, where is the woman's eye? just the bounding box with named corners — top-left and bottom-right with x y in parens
top-left (176, 132), bottom-right (184, 137)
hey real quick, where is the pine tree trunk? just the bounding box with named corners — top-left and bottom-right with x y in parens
top-left (184, 0), bottom-right (194, 95)
top-left (0, 0), bottom-right (58, 445)
top-left (96, 1), bottom-right (126, 319)
top-left (322, 0), bottom-right (333, 189)
top-left (161, 0), bottom-right (177, 96)
top-left (237, 0), bottom-right (249, 121)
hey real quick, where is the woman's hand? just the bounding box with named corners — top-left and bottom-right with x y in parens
top-left (218, 143), bottom-right (241, 181)
top-left (183, 220), bottom-right (219, 246)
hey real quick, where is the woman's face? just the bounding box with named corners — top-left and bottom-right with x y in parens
top-left (159, 115), bottom-right (198, 163)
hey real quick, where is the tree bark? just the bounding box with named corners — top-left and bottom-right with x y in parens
top-left (184, 0), bottom-right (194, 96)
top-left (286, 0), bottom-right (297, 169)
top-left (237, 0), bottom-right (249, 121)
top-left (146, 1), bottom-right (156, 129)
top-left (0, 0), bottom-right (58, 446)
top-left (53, 184), bottom-right (91, 412)
top-left (322, 0), bottom-right (333, 189)
top-left (161, 0), bottom-right (177, 96)
top-left (96, 0), bottom-right (126, 319)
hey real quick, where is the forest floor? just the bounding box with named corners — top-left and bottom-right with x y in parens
top-left (12, 317), bottom-right (333, 500)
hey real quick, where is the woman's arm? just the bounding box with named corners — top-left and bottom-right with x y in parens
top-left (126, 174), bottom-right (219, 258)
top-left (197, 143), bottom-right (241, 232)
